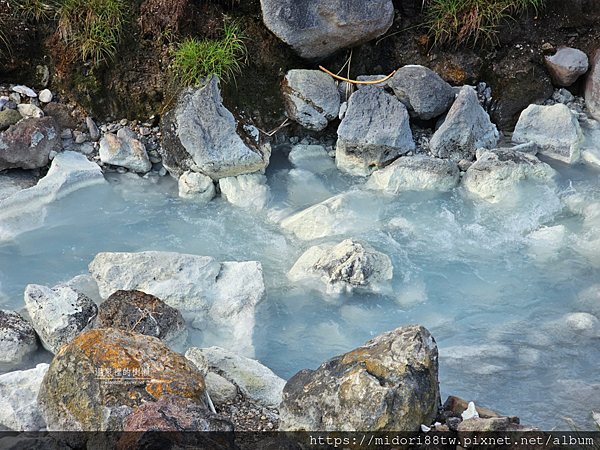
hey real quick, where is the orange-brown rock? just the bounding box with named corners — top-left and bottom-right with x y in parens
top-left (37, 328), bottom-right (207, 431)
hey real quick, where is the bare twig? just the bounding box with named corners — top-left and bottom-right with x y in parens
top-left (257, 118), bottom-right (290, 136)
top-left (319, 66), bottom-right (396, 85)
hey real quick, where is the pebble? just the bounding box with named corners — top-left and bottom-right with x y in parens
top-left (39, 89), bottom-right (53, 103)
top-left (3, 101), bottom-right (17, 110)
top-left (139, 126), bottom-right (151, 136)
top-left (11, 85), bottom-right (37, 97)
top-left (9, 93), bottom-right (21, 104)
top-left (61, 129), bottom-right (73, 139)
top-left (120, 118), bottom-right (128, 126)
top-left (158, 166), bottom-right (168, 177)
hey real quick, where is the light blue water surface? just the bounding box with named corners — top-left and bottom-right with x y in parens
top-left (1, 149), bottom-right (599, 430)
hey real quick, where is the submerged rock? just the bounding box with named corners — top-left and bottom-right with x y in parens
top-left (388, 65), bottom-right (455, 120)
top-left (288, 144), bottom-right (335, 173)
top-left (0, 363), bottom-right (49, 431)
top-left (260, 0), bottom-right (394, 59)
top-left (336, 86), bottom-right (414, 176)
top-left (462, 149), bottom-right (556, 203)
top-left (37, 328), bottom-right (208, 431)
top-left (544, 46), bottom-right (589, 87)
top-left (368, 155), bottom-right (460, 194)
top-left (219, 173), bottom-right (271, 210)
top-left (430, 86), bottom-right (499, 162)
top-left (95, 290), bottom-right (187, 352)
top-left (282, 70), bottom-right (340, 131)
top-left (0, 116), bottom-right (60, 171)
top-left (186, 346), bottom-right (285, 409)
top-left (178, 170), bottom-right (215, 203)
top-left (161, 76), bottom-right (269, 179)
top-left (288, 238), bottom-right (393, 294)
top-left (281, 192), bottom-right (378, 240)
top-left (25, 283), bottom-right (98, 354)
top-left (88, 251), bottom-right (265, 356)
top-left (565, 312), bottom-right (600, 338)
top-left (512, 103), bottom-right (583, 164)
top-left (279, 324), bottom-right (439, 431)
top-left (0, 309), bottom-right (38, 366)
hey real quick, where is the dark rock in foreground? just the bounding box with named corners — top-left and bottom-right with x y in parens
top-left (279, 324), bottom-right (439, 431)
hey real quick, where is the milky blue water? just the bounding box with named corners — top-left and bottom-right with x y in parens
top-left (1, 148), bottom-right (599, 430)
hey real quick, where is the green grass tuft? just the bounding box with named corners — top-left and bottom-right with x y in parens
top-left (171, 20), bottom-right (247, 87)
top-left (425, 0), bottom-right (545, 47)
top-left (56, 0), bottom-right (126, 65)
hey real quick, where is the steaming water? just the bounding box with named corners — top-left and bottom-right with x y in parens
top-left (1, 147), bottom-right (600, 430)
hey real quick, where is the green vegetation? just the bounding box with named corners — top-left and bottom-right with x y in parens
top-left (56, 0), bottom-right (127, 65)
top-left (14, 0), bottom-right (53, 20)
top-left (171, 20), bottom-right (246, 87)
top-left (425, 0), bottom-right (545, 46)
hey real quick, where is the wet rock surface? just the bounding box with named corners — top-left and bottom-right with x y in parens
top-left (0, 310), bottom-right (38, 367)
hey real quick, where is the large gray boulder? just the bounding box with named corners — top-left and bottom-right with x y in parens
top-left (260, 0), bottom-right (394, 60)
top-left (279, 325), bottom-right (439, 431)
top-left (462, 149), bottom-right (556, 203)
top-left (336, 86), bottom-right (414, 176)
top-left (388, 65), bottom-right (455, 120)
top-left (288, 238), bottom-right (393, 295)
top-left (186, 346), bottom-right (286, 409)
top-left (545, 46), bottom-right (589, 87)
top-left (0, 363), bottom-right (49, 431)
top-left (430, 86), bottom-right (499, 162)
top-left (586, 48), bottom-right (600, 122)
top-left (282, 70), bottom-right (340, 131)
top-left (88, 251), bottom-right (265, 357)
top-left (512, 103), bottom-right (583, 164)
top-left (0, 116), bottom-right (61, 171)
top-left (24, 283), bottom-right (98, 354)
top-left (0, 310), bottom-right (38, 366)
top-left (161, 76), bottom-right (269, 179)
top-left (368, 155), bottom-right (460, 194)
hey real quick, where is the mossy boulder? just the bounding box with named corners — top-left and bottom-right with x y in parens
top-left (37, 328), bottom-right (208, 432)
top-left (279, 324), bottom-right (439, 431)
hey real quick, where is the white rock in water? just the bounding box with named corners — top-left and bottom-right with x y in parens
top-left (368, 155), bottom-right (460, 194)
top-left (219, 173), bottom-right (271, 210)
top-left (512, 103), bottom-right (583, 164)
top-left (178, 171), bottom-right (215, 203)
top-left (421, 424), bottom-right (431, 432)
top-left (461, 149), bottom-right (556, 203)
top-left (38, 89), bottom-right (53, 103)
top-left (0, 151), bottom-right (106, 241)
top-left (24, 283), bottom-right (98, 353)
top-left (88, 251), bottom-right (266, 356)
top-left (288, 238), bottom-right (393, 295)
top-left (186, 346), bottom-right (285, 409)
top-left (565, 312), bottom-right (600, 338)
top-left (0, 363), bottom-right (49, 431)
top-left (461, 402), bottom-right (480, 420)
top-left (16, 104), bottom-right (44, 119)
top-left (11, 85), bottom-right (37, 98)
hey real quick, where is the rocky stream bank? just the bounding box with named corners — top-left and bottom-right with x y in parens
top-left (1, 0), bottom-right (600, 447)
